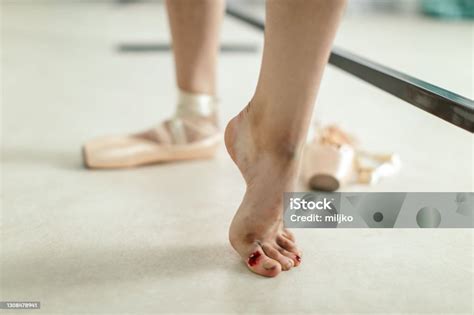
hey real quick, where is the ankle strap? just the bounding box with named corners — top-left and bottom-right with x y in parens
top-left (175, 89), bottom-right (218, 118)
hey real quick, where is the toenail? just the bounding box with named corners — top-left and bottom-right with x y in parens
top-left (286, 260), bottom-right (294, 269)
top-left (248, 251), bottom-right (261, 267)
top-left (263, 261), bottom-right (277, 270)
top-left (295, 255), bottom-right (301, 263)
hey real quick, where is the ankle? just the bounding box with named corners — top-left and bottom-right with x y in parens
top-left (243, 100), bottom-right (304, 164)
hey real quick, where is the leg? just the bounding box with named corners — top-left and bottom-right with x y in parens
top-left (83, 1), bottom-right (225, 169)
top-left (226, 0), bottom-right (346, 277)
top-left (166, 0), bottom-right (225, 95)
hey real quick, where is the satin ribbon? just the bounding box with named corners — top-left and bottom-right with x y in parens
top-left (175, 89), bottom-right (218, 118)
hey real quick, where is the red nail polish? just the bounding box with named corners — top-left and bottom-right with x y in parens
top-left (248, 251), bottom-right (261, 267)
top-left (295, 255), bottom-right (301, 263)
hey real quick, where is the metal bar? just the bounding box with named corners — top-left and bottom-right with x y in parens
top-left (117, 43), bottom-right (258, 53)
top-left (225, 5), bottom-right (474, 133)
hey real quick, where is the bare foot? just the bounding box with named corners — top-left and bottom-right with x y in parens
top-left (225, 105), bottom-right (302, 277)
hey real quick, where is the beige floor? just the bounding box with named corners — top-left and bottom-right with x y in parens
top-left (1, 2), bottom-right (473, 314)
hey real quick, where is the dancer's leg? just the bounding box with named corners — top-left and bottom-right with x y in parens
top-left (166, 0), bottom-right (225, 95)
top-left (83, 0), bottom-right (225, 169)
top-left (226, 0), bottom-right (346, 277)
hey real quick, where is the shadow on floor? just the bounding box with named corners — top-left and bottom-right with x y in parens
top-left (1, 146), bottom-right (225, 173)
top-left (2, 147), bottom-right (85, 171)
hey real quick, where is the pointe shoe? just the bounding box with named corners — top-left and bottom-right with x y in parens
top-left (303, 125), bottom-right (400, 191)
top-left (83, 90), bottom-right (221, 169)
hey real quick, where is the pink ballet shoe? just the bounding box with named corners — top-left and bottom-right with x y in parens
top-left (303, 125), bottom-right (400, 191)
top-left (82, 90), bottom-right (221, 169)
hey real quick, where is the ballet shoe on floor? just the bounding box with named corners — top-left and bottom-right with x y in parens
top-left (83, 90), bottom-right (221, 169)
top-left (303, 124), bottom-right (400, 191)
